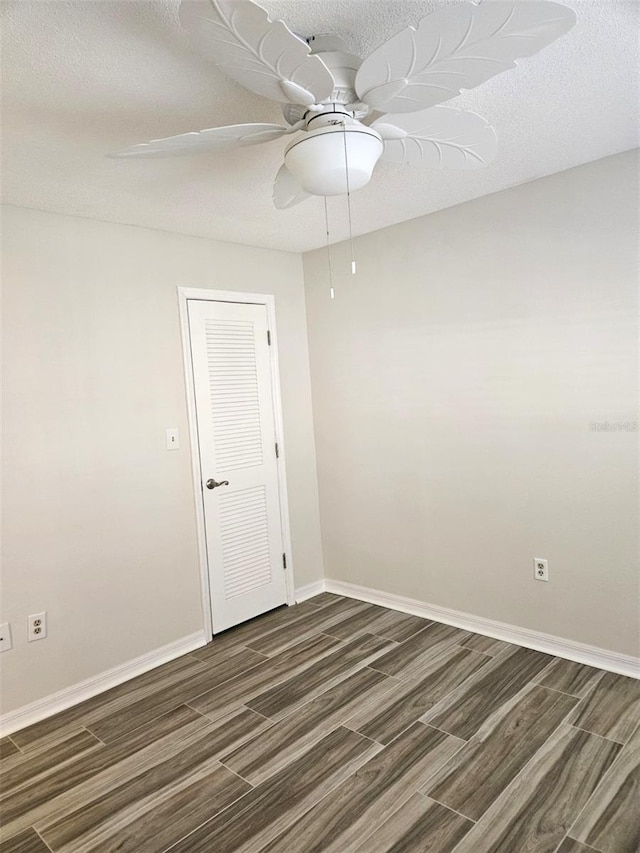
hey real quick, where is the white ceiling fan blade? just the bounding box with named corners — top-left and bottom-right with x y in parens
top-left (356, 1), bottom-right (577, 113)
top-left (372, 108), bottom-right (497, 169)
top-left (273, 164), bottom-right (311, 209)
top-left (108, 122), bottom-right (288, 158)
top-left (179, 0), bottom-right (335, 106)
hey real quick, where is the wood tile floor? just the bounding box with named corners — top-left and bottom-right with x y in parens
top-left (1, 594), bottom-right (639, 852)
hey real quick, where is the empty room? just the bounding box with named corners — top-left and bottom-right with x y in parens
top-left (1, 0), bottom-right (639, 851)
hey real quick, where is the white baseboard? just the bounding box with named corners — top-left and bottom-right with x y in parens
top-left (3, 581), bottom-right (637, 738)
top-left (294, 580), bottom-right (326, 603)
top-left (0, 630), bottom-right (207, 738)
top-left (325, 579), bottom-right (640, 679)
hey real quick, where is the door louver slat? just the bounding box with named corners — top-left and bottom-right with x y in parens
top-left (205, 319), bottom-right (264, 471)
top-left (219, 485), bottom-right (272, 599)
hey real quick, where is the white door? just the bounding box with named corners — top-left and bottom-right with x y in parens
top-left (187, 298), bottom-right (288, 633)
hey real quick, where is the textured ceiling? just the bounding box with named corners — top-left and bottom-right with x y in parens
top-left (1, 0), bottom-right (638, 253)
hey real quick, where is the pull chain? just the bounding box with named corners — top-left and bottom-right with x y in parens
top-left (342, 121), bottom-right (356, 275)
top-left (324, 195), bottom-right (335, 299)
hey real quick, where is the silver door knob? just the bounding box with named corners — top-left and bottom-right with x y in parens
top-left (206, 478), bottom-right (229, 490)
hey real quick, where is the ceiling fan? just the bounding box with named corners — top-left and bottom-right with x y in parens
top-left (111, 0), bottom-right (577, 209)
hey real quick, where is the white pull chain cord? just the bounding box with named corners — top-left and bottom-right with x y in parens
top-left (341, 121), bottom-right (356, 275)
top-left (324, 195), bottom-right (335, 300)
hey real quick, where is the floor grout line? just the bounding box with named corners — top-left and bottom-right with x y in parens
top-left (183, 701), bottom-right (225, 722)
top-left (34, 826), bottom-right (55, 852)
top-left (423, 792), bottom-right (477, 824)
top-left (533, 656), bottom-right (562, 682)
top-left (421, 720), bottom-right (469, 741)
top-left (567, 722), bottom-right (625, 745)
top-left (551, 834), bottom-right (603, 853)
top-left (82, 725), bottom-right (107, 746)
top-left (240, 704), bottom-right (275, 722)
top-left (198, 645), bottom-right (271, 662)
top-left (340, 724), bottom-right (382, 745)
top-left (6, 735), bottom-right (24, 755)
top-left (532, 682), bottom-right (589, 699)
top-left (218, 759), bottom-right (255, 788)
top-left (456, 644), bottom-right (496, 659)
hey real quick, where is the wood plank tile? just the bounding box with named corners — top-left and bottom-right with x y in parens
top-left (0, 705), bottom-right (214, 839)
top-left (245, 597), bottom-right (369, 656)
top-left (319, 603), bottom-right (394, 641)
top-left (569, 670), bottom-right (640, 743)
top-left (557, 839), bottom-right (601, 852)
top-left (453, 725), bottom-right (621, 853)
top-left (98, 763), bottom-right (247, 853)
top-left (425, 684), bottom-right (578, 819)
top-left (5, 598), bottom-right (631, 853)
top-left (39, 756), bottom-right (249, 853)
top-left (0, 737), bottom-right (21, 760)
top-left (568, 721), bottom-right (640, 853)
top-left (4, 707), bottom-right (266, 849)
top-left (261, 722), bottom-right (465, 853)
top-left (166, 726), bottom-right (380, 853)
top-left (9, 653), bottom-right (207, 752)
top-left (533, 657), bottom-right (605, 698)
top-left (422, 646), bottom-right (553, 740)
top-left (0, 828), bottom-right (51, 853)
top-left (460, 633), bottom-right (516, 658)
top-left (195, 601), bottom-right (321, 656)
top-left (189, 633), bottom-right (342, 720)
top-left (87, 645), bottom-right (267, 742)
top-left (222, 666), bottom-right (397, 784)
top-left (368, 611), bottom-right (433, 643)
top-left (353, 792), bottom-right (473, 853)
top-left (246, 633), bottom-right (393, 721)
top-left (349, 646), bottom-right (490, 745)
top-left (1, 728), bottom-right (103, 794)
top-left (370, 622), bottom-right (470, 681)
top-left (306, 592), bottom-right (343, 607)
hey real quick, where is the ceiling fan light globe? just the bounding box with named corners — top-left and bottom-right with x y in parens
top-left (284, 126), bottom-right (383, 197)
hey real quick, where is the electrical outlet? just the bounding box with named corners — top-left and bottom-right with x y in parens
top-left (0, 623), bottom-right (12, 652)
top-left (534, 558), bottom-right (549, 582)
top-left (28, 612), bottom-right (47, 642)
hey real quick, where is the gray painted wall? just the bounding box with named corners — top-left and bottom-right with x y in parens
top-left (1, 207), bottom-right (323, 713)
top-left (303, 151), bottom-right (639, 656)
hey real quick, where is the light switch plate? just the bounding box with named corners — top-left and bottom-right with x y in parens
top-left (165, 428), bottom-right (180, 451)
top-left (0, 622), bottom-right (13, 652)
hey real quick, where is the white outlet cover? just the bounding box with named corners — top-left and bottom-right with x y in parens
top-left (534, 558), bottom-right (549, 582)
top-left (28, 611), bottom-right (47, 641)
top-left (0, 622), bottom-right (12, 652)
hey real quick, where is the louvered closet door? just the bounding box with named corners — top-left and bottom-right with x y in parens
top-left (188, 299), bottom-right (287, 632)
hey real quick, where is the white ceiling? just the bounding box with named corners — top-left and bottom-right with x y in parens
top-left (2, 0), bottom-right (638, 253)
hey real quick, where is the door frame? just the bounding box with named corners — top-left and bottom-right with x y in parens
top-left (178, 287), bottom-right (296, 640)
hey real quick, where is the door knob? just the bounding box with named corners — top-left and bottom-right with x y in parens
top-left (206, 478), bottom-right (229, 490)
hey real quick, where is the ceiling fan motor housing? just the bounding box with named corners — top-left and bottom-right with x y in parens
top-left (283, 38), bottom-right (368, 126)
top-left (284, 122), bottom-right (383, 196)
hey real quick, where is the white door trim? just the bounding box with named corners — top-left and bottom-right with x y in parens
top-left (178, 287), bottom-right (295, 640)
